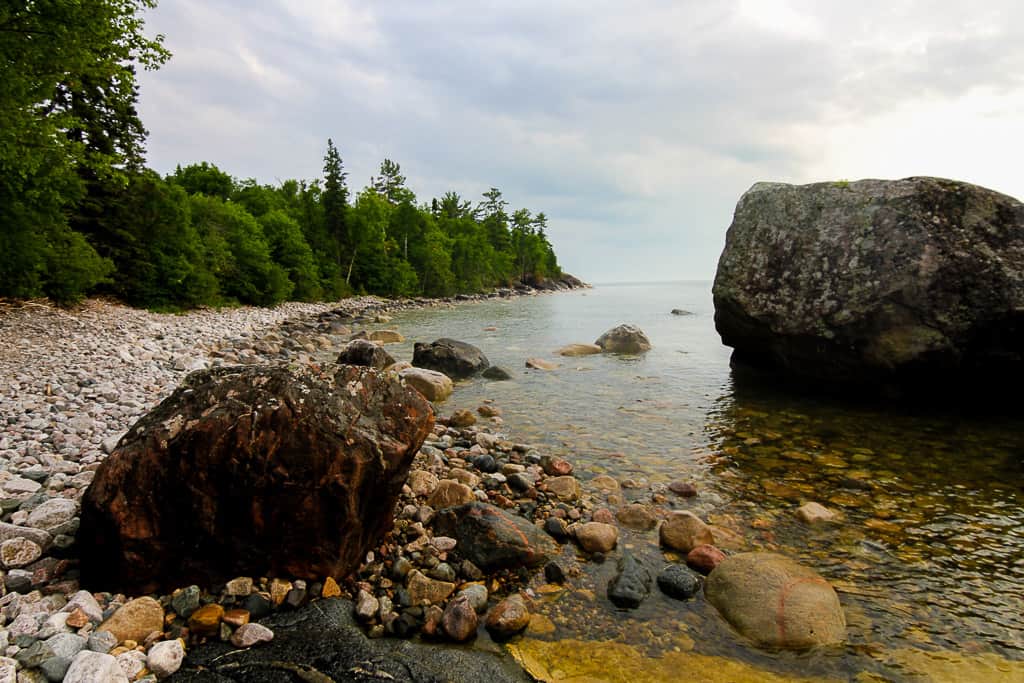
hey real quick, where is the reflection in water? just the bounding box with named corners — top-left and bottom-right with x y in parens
top-left (343, 283), bottom-right (1024, 680)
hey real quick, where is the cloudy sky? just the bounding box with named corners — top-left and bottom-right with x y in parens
top-left (137, 1), bottom-right (1024, 283)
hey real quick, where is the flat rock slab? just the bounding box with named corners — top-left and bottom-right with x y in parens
top-left (167, 598), bottom-right (530, 683)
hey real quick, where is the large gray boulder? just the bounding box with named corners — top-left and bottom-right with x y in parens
top-left (705, 552), bottom-right (845, 649)
top-left (713, 177), bottom-right (1024, 393)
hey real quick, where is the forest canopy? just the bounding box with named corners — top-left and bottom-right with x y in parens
top-left (0, 1), bottom-right (564, 307)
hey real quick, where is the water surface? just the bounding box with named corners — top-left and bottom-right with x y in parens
top-left (377, 282), bottom-right (1024, 681)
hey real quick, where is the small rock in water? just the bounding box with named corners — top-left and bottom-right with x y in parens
top-left (544, 561), bottom-right (567, 584)
top-left (448, 409), bottom-right (476, 428)
top-left (485, 594), bottom-right (531, 640)
top-left (668, 481), bottom-right (698, 497)
top-left (525, 357), bottom-right (558, 371)
top-left (544, 517), bottom-right (570, 542)
top-left (796, 501), bottom-right (836, 524)
top-left (687, 544), bottom-right (727, 575)
top-left (482, 366), bottom-right (512, 381)
top-left (670, 309), bottom-right (692, 316)
top-left (659, 511), bottom-right (714, 552)
top-left (575, 522), bottom-right (618, 553)
top-left (615, 503), bottom-right (658, 530)
top-left (657, 564), bottom-right (702, 599)
top-left (607, 553), bottom-right (652, 609)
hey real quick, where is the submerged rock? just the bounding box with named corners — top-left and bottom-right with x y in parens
top-left (704, 552), bottom-right (846, 649)
top-left (713, 177), bottom-right (1024, 395)
top-left (659, 511), bottom-right (714, 552)
top-left (557, 343), bottom-right (602, 357)
top-left (78, 365), bottom-right (434, 593)
top-left (607, 553), bottom-right (652, 608)
top-left (657, 564), bottom-right (702, 600)
top-left (485, 594), bottom-right (531, 640)
top-left (594, 324), bottom-right (652, 354)
top-left (413, 338), bottom-right (490, 378)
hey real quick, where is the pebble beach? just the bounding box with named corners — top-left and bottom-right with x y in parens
top-left (0, 291), bottom-right (608, 682)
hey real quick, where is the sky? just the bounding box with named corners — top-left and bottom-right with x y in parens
top-left (137, 1), bottom-right (1024, 283)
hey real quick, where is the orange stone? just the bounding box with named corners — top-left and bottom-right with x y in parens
top-left (65, 608), bottom-right (90, 629)
top-left (322, 577), bottom-right (341, 598)
top-left (188, 604), bottom-right (225, 636)
top-left (222, 609), bottom-right (250, 627)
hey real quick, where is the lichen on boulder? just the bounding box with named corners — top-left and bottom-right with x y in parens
top-left (713, 177), bottom-right (1024, 395)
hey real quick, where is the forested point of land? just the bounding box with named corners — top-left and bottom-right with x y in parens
top-left (0, 1), bottom-right (565, 309)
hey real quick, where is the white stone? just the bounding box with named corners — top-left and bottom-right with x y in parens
top-left (146, 639), bottom-right (185, 678)
top-left (44, 632), bottom-right (86, 660)
top-left (63, 590), bottom-right (104, 623)
top-left (0, 657), bottom-right (15, 683)
top-left (25, 498), bottom-right (77, 530)
top-left (230, 623), bottom-right (274, 648)
top-left (0, 538), bottom-right (42, 568)
top-left (116, 650), bottom-right (147, 679)
top-left (64, 651), bottom-right (129, 683)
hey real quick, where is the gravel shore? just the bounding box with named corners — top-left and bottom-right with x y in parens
top-left (0, 290), bottom-right (607, 682)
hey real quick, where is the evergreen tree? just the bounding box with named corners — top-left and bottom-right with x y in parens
top-left (322, 139), bottom-right (351, 281)
top-left (371, 159), bottom-right (415, 205)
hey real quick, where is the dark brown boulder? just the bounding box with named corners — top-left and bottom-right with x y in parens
top-left (412, 339), bottom-right (490, 378)
top-left (434, 502), bottom-right (555, 571)
top-left (337, 339), bottom-right (395, 369)
top-left (78, 365), bottom-right (434, 594)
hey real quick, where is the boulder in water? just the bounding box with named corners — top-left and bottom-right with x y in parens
top-left (713, 177), bottom-right (1024, 395)
top-left (78, 365), bottom-right (434, 594)
top-left (399, 367), bottom-right (454, 402)
top-left (413, 338), bottom-right (490, 378)
top-left (705, 552), bottom-right (846, 649)
top-left (594, 324), bottom-right (652, 353)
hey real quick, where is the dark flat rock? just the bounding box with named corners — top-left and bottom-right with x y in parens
top-left (169, 598), bottom-right (530, 683)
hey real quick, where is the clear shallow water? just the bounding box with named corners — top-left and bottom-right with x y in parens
top-left (376, 282), bottom-right (1024, 680)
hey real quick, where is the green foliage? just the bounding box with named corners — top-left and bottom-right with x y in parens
top-left (0, 0), bottom-right (167, 303)
top-left (189, 195), bottom-right (291, 305)
top-left (259, 210), bottom-right (321, 301)
top-left (169, 162), bottom-right (235, 199)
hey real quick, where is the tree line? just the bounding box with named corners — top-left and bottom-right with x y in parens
top-left (0, 1), bottom-right (562, 308)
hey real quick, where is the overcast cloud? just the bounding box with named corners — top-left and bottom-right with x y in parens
top-left (137, 1), bottom-right (1024, 282)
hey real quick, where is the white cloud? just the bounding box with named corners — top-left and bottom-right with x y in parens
top-left (138, 0), bottom-right (1024, 282)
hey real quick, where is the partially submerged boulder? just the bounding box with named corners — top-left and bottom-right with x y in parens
top-left (78, 365), bottom-right (434, 594)
top-left (705, 552), bottom-right (846, 649)
top-left (594, 324), bottom-right (652, 353)
top-left (413, 338), bottom-right (490, 378)
top-left (713, 177), bottom-right (1024, 394)
top-left (399, 367), bottom-right (454, 402)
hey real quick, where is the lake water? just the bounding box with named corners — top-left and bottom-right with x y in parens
top-left (376, 281), bottom-right (1024, 681)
